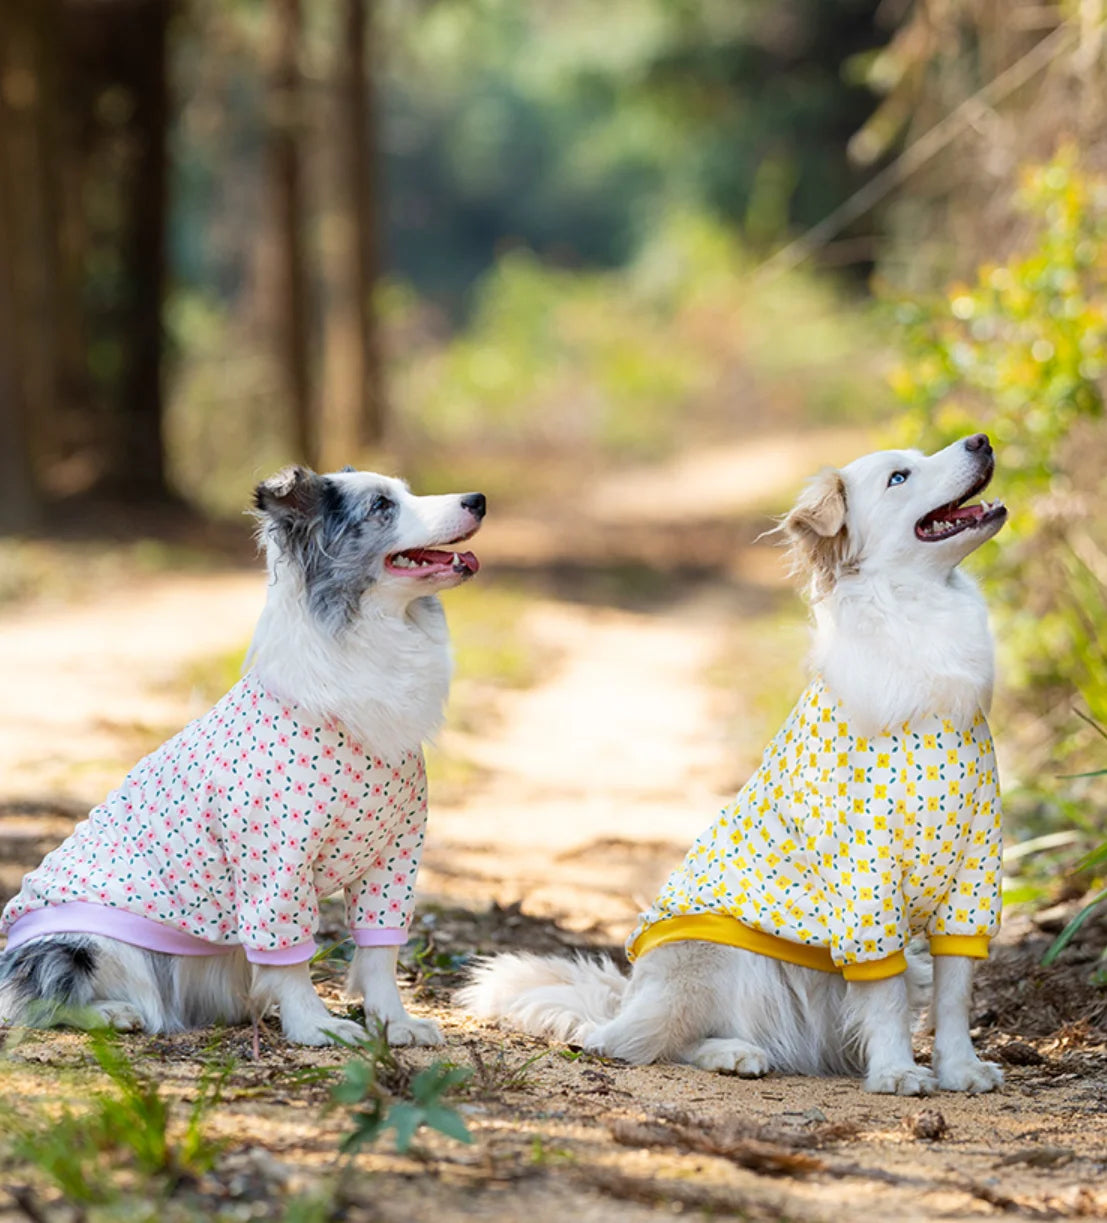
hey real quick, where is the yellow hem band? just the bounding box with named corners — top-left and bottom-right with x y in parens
top-left (628, 914), bottom-right (907, 980)
top-left (929, 934), bottom-right (990, 959)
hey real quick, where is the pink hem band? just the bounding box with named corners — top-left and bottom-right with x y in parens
top-left (3, 903), bottom-right (316, 965)
top-left (351, 927), bottom-right (409, 948)
top-left (5, 903), bottom-right (238, 957)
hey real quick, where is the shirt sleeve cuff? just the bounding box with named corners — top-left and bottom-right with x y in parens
top-left (929, 934), bottom-right (990, 959)
top-left (244, 940), bottom-right (317, 965)
top-left (840, 951), bottom-right (907, 980)
top-left (351, 927), bottom-right (410, 948)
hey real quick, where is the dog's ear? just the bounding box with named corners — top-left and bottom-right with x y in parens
top-left (254, 465), bottom-right (324, 519)
top-left (781, 469), bottom-right (851, 594)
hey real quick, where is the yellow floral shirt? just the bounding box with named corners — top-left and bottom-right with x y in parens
top-left (627, 678), bottom-right (1002, 980)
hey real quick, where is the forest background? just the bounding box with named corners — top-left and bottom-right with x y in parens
top-left (3, 3), bottom-right (1107, 1218)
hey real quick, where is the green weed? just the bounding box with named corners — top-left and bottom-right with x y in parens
top-left (327, 1026), bottom-right (473, 1156)
top-left (8, 1027), bottom-right (230, 1206)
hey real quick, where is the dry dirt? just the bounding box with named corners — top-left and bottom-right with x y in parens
top-left (2, 429), bottom-right (1106, 1222)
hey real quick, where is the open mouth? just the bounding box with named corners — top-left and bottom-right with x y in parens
top-left (385, 528), bottom-right (480, 579)
top-left (915, 465), bottom-right (1007, 542)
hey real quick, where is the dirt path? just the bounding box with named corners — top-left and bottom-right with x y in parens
top-left (2, 425), bottom-right (1106, 1223)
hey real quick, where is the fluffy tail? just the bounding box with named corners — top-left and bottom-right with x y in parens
top-left (457, 952), bottom-right (628, 1045)
top-left (0, 936), bottom-right (99, 1026)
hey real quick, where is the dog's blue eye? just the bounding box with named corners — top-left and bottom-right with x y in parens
top-left (887, 470), bottom-right (910, 487)
top-left (369, 494), bottom-right (394, 514)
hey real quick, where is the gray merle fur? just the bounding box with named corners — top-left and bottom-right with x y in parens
top-left (254, 466), bottom-right (400, 630)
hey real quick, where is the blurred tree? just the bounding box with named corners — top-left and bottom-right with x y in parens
top-left (320, 0), bottom-right (386, 468)
top-left (270, 0), bottom-right (315, 467)
top-left (0, 0), bottom-right (62, 529)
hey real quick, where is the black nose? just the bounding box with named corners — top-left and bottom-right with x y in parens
top-left (461, 492), bottom-right (486, 518)
top-left (964, 433), bottom-right (991, 454)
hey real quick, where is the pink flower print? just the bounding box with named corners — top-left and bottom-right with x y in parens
top-left (391, 769), bottom-right (401, 782)
top-left (218, 918), bottom-right (231, 934)
top-left (351, 770), bottom-right (365, 785)
top-left (292, 781), bottom-right (306, 796)
top-left (202, 869), bottom-right (215, 884)
top-left (247, 871), bottom-right (261, 887)
top-left (339, 790), bottom-right (353, 805)
top-left (299, 725), bottom-right (313, 739)
top-left (372, 855), bottom-right (386, 871)
top-left (322, 746), bottom-right (335, 761)
top-left (249, 847), bottom-right (262, 862)
top-left (291, 808), bottom-right (307, 824)
top-left (249, 820), bottom-right (263, 836)
top-left (349, 741), bottom-right (364, 755)
top-left (274, 761), bottom-right (287, 776)
top-left (124, 883), bottom-right (137, 896)
top-left (251, 794), bottom-right (265, 811)
top-left (394, 873), bottom-right (407, 887)
top-left (313, 800), bottom-right (327, 816)
top-left (371, 784), bottom-right (383, 798)
top-left (144, 900), bottom-right (157, 915)
top-left (296, 752), bottom-right (311, 769)
top-left (279, 887), bottom-right (293, 903)
top-left (367, 883), bottom-right (382, 897)
top-left (372, 757), bottom-right (384, 769)
top-left (278, 936), bottom-right (291, 948)
top-left (399, 847), bottom-right (412, 861)
top-left (388, 900), bottom-right (401, 914)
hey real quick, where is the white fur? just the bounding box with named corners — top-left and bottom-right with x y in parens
top-left (461, 435), bottom-right (1006, 1094)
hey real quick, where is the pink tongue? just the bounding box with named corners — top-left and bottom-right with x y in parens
top-left (402, 548), bottom-right (480, 574)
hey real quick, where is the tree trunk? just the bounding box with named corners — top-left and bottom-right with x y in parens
top-left (113, 0), bottom-right (171, 499)
top-left (320, 0), bottom-right (384, 469)
top-left (0, 0), bottom-right (63, 529)
top-left (270, 0), bottom-right (315, 468)
top-left (345, 0), bottom-right (385, 447)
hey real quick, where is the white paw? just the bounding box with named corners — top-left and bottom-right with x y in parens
top-left (283, 1016), bottom-right (370, 1047)
top-left (936, 1056), bottom-right (1004, 1093)
top-left (378, 1014), bottom-right (444, 1047)
top-left (866, 1064), bottom-right (938, 1096)
top-left (93, 1001), bottom-right (145, 1032)
top-left (688, 1038), bottom-right (770, 1077)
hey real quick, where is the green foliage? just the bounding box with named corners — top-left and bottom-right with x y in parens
top-left (374, 0), bottom-right (884, 304)
top-left (328, 1027), bottom-right (472, 1156)
top-left (888, 146), bottom-right (1107, 761)
top-left (395, 213), bottom-right (888, 482)
top-left (9, 1027), bottom-right (229, 1205)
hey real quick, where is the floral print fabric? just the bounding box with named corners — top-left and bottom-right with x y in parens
top-left (628, 677), bottom-right (1002, 975)
top-left (1, 673), bottom-right (427, 963)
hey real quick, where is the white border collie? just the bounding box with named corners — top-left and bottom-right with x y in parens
top-left (462, 434), bottom-right (1008, 1095)
top-left (0, 466), bottom-right (485, 1047)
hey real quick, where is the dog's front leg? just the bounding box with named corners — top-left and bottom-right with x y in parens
top-left (252, 962), bottom-right (368, 1046)
top-left (347, 946), bottom-right (443, 1047)
top-left (931, 956), bottom-right (1003, 1092)
top-left (848, 974), bottom-right (937, 1095)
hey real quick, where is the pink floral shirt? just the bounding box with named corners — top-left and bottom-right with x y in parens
top-left (1, 673), bottom-right (427, 964)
